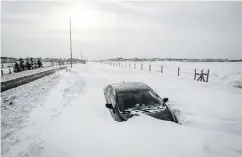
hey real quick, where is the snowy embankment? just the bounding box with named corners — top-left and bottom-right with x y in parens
top-left (1, 66), bottom-right (67, 92)
top-left (1, 63), bottom-right (242, 157)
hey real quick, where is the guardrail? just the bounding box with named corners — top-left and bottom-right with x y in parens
top-left (1, 66), bottom-right (67, 92)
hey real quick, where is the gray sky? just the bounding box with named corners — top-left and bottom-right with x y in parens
top-left (1, 1), bottom-right (242, 60)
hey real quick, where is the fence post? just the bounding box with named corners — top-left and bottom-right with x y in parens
top-left (194, 69), bottom-right (196, 80)
top-left (9, 68), bottom-right (11, 74)
top-left (141, 64), bottom-right (143, 70)
top-left (129, 64), bottom-right (130, 68)
top-left (206, 69), bottom-right (210, 83)
top-left (149, 65), bottom-right (151, 71)
top-left (161, 66), bottom-right (163, 74)
top-left (178, 67), bottom-right (180, 76)
top-left (200, 70), bottom-right (204, 82)
top-left (1, 70), bottom-right (3, 75)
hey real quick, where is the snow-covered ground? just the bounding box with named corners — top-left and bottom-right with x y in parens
top-left (1, 62), bottom-right (242, 157)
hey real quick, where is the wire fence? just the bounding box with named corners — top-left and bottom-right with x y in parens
top-left (99, 61), bottom-right (213, 83)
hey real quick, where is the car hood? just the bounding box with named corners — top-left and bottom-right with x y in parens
top-left (122, 107), bottom-right (175, 122)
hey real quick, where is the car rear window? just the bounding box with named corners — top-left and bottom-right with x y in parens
top-left (117, 90), bottom-right (164, 110)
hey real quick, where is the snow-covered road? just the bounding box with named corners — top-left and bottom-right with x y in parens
top-left (1, 63), bottom-right (242, 157)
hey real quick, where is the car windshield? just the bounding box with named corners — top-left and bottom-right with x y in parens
top-left (117, 90), bottom-right (165, 111)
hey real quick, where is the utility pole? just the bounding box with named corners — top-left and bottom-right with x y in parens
top-left (69, 17), bottom-right (73, 68)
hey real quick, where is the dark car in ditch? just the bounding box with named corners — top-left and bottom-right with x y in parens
top-left (104, 82), bottom-right (178, 123)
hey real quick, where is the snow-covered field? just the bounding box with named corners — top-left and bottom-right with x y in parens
top-left (111, 61), bottom-right (242, 88)
top-left (1, 62), bottom-right (242, 157)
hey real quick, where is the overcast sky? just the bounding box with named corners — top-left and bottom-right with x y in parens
top-left (1, 1), bottom-right (242, 60)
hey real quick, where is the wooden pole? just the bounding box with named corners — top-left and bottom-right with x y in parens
top-left (200, 70), bottom-right (204, 82)
top-left (129, 64), bottom-right (130, 68)
top-left (178, 67), bottom-right (180, 76)
top-left (194, 69), bottom-right (196, 80)
top-left (161, 66), bottom-right (163, 74)
top-left (206, 69), bottom-right (210, 83)
top-left (1, 70), bottom-right (3, 75)
top-left (9, 68), bottom-right (11, 74)
top-left (141, 64), bottom-right (143, 70)
top-left (149, 65), bottom-right (151, 71)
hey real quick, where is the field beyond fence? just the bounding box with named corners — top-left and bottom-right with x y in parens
top-left (98, 61), bottom-right (242, 88)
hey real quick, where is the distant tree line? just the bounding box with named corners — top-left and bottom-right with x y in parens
top-left (1, 57), bottom-right (84, 63)
top-left (14, 58), bottom-right (43, 72)
top-left (1, 56), bottom-right (86, 73)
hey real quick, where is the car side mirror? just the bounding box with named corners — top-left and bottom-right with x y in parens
top-left (163, 98), bottom-right (169, 103)
top-left (106, 104), bottom-right (114, 109)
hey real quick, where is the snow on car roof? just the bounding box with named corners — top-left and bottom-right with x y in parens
top-left (112, 82), bottom-right (149, 93)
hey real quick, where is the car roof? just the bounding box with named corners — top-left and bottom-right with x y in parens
top-left (111, 82), bottom-right (150, 93)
